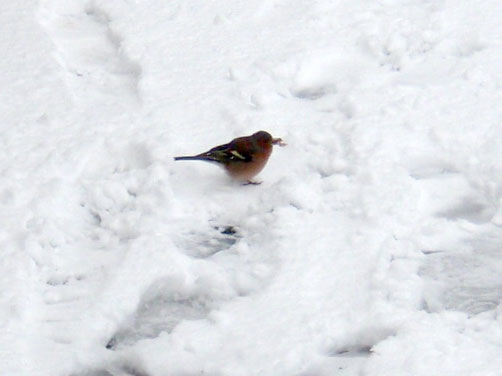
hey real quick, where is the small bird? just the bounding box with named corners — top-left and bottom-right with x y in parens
top-left (174, 130), bottom-right (286, 184)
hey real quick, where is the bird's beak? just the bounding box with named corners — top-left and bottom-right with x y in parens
top-left (272, 137), bottom-right (286, 147)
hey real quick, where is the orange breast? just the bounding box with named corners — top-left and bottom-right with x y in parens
top-left (225, 145), bottom-right (272, 181)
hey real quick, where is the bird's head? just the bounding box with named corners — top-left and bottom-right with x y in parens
top-left (253, 130), bottom-right (286, 147)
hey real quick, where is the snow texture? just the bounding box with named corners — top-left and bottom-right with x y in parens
top-left (1, 0), bottom-right (502, 375)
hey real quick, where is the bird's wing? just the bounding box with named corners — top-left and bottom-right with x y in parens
top-left (206, 140), bottom-right (254, 163)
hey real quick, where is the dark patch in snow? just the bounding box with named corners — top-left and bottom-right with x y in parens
top-left (220, 225), bottom-right (237, 235)
top-left (177, 225), bottom-right (240, 258)
top-left (420, 236), bottom-right (502, 315)
top-left (106, 283), bottom-right (212, 349)
top-left (421, 249), bottom-right (445, 255)
top-left (436, 198), bottom-right (493, 224)
top-left (332, 347), bottom-right (372, 357)
top-left (71, 365), bottom-right (150, 376)
top-left (70, 370), bottom-right (113, 376)
top-left (291, 86), bottom-right (335, 100)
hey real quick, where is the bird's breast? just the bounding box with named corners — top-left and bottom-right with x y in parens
top-left (225, 146), bottom-right (272, 181)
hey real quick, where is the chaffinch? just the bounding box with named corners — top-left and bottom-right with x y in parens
top-left (174, 130), bottom-right (286, 184)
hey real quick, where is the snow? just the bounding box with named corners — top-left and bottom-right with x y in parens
top-left (1, 0), bottom-right (502, 375)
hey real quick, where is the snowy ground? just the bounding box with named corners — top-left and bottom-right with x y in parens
top-left (2, 0), bottom-right (502, 375)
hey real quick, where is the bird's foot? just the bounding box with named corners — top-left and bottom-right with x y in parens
top-left (243, 180), bottom-right (262, 186)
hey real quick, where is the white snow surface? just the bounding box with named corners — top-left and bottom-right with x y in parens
top-left (2, 0), bottom-right (502, 375)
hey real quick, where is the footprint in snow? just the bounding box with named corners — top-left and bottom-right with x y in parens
top-left (37, 0), bottom-right (141, 104)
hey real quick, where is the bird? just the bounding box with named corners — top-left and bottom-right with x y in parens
top-left (174, 130), bottom-right (286, 184)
